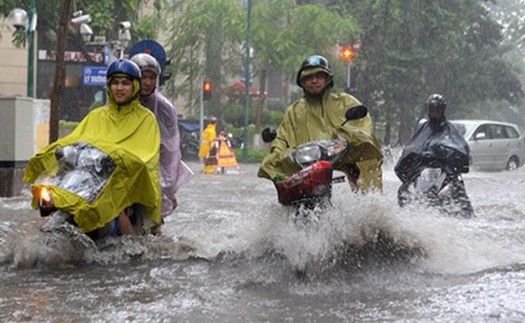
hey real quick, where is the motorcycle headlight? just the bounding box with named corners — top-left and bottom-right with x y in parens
top-left (420, 168), bottom-right (442, 182)
top-left (292, 144), bottom-right (322, 167)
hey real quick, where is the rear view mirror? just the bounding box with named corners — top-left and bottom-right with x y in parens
top-left (474, 132), bottom-right (486, 141)
top-left (345, 105), bottom-right (368, 121)
top-left (341, 105), bottom-right (368, 127)
top-left (262, 127), bottom-right (277, 143)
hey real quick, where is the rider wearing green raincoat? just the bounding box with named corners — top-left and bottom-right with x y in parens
top-left (258, 55), bottom-right (383, 191)
top-left (24, 59), bottom-right (161, 234)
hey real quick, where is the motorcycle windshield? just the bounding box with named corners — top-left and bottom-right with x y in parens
top-left (36, 143), bottom-right (116, 203)
top-left (292, 138), bottom-right (348, 168)
top-left (395, 121), bottom-right (469, 182)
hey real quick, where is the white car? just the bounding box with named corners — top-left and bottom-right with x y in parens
top-left (450, 120), bottom-right (525, 171)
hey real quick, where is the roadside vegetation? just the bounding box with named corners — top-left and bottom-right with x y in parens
top-left (3, 0), bottom-right (525, 147)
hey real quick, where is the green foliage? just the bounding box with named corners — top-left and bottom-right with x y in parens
top-left (164, 0), bottom-right (360, 115)
top-left (234, 148), bottom-right (268, 163)
top-left (345, 0), bottom-right (523, 144)
top-left (3, 0), bottom-right (523, 138)
top-left (165, 0), bottom-right (244, 115)
top-left (59, 119), bottom-right (79, 130)
top-left (132, 15), bottom-right (160, 40)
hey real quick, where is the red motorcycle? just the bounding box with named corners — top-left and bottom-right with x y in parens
top-left (275, 139), bottom-right (348, 210)
top-left (261, 133), bottom-right (351, 217)
top-left (261, 107), bottom-right (368, 213)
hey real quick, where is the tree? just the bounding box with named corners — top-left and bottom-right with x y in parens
top-left (346, 0), bottom-right (523, 145)
top-left (249, 1), bottom-right (360, 132)
top-left (164, 0), bottom-right (359, 125)
top-left (165, 0), bottom-right (244, 120)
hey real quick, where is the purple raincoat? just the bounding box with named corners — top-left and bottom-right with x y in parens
top-left (140, 91), bottom-right (193, 217)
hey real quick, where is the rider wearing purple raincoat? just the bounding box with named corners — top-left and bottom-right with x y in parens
top-left (131, 53), bottom-right (193, 220)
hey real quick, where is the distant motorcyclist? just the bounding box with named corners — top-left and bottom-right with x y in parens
top-left (395, 94), bottom-right (474, 217)
top-left (131, 53), bottom-right (192, 233)
top-left (24, 59), bottom-right (162, 236)
top-left (257, 55), bottom-right (383, 192)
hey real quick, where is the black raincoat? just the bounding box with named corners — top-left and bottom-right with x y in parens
top-left (395, 120), bottom-right (470, 183)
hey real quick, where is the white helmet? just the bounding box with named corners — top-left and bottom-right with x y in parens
top-left (130, 53), bottom-right (161, 76)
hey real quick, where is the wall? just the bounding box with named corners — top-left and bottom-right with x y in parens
top-left (0, 21), bottom-right (30, 97)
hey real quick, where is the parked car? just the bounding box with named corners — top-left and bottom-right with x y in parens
top-left (450, 119), bottom-right (525, 171)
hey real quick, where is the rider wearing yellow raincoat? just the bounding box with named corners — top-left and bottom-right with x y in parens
top-left (24, 59), bottom-right (161, 234)
top-left (258, 55), bottom-right (383, 192)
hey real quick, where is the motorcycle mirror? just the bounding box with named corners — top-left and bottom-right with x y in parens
top-left (262, 127), bottom-right (277, 143)
top-left (345, 105), bottom-right (368, 121)
top-left (342, 105), bottom-right (368, 127)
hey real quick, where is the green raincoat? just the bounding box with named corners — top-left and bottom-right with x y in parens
top-left (24, 98), bottom-right (161, 233)
top-left (258, 91), bottom-right (383, 191)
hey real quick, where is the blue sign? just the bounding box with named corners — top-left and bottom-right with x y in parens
top-left (129, 39), bottom-right (167, 71)
top-left (83, 66), bottom-right (107, 87)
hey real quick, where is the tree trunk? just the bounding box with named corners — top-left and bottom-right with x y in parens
top-left (49, 0), bottom-right (72, 143)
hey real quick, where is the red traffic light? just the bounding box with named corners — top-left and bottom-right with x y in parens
top-left (203, 80), bottom-right (212, 101)
top-left (341, 46), bottom-right (356, 61)
top-left (203, 81), bottom-right (212, 92)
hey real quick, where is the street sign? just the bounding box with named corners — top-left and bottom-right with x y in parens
top-left (83, 66), bottom-right (106, 86)
top-left (129, 39), bottom-right (167, 71)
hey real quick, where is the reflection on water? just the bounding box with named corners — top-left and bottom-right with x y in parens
top-left (1, 163), bottom-right (525, 322)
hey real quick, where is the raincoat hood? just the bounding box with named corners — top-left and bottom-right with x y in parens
top-left (105, 75), bottom-right (141, 106)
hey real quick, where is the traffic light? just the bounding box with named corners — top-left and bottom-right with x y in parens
top-left (341, 46), bottom-right (356, 62)
top-left (202, 80), bottom-right (212, 101)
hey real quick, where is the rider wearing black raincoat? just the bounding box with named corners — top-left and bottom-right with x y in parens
top-left (395, 94), bottom-right (474, 217)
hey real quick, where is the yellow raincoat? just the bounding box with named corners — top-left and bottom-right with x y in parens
top-left (24, 98), bottom-right (161, 233)
top-left (258, 91), bottom-right (383, 191)
top-left (198, 123), bottom-right (217, 174)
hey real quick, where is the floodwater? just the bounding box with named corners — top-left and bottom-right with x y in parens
top-left (1, 161), bottom-right (525, 322)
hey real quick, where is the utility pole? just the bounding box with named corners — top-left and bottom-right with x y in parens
top-left (27, 0), bottom-right (36, 97)
top-left (242, 0), bottom-right (252, 162)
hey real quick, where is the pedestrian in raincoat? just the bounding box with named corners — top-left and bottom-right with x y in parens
top-left (131, 53), bottom-right (193, 233)
top-left (258, 55), bottom-right (383, 191)
top-left (24, 59), bottom-right (161, 236)
top-left (198, 117), bottom-right (218, 174)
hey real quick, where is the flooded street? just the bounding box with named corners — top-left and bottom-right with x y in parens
top-left (1, 161), bottom-right (525, 322)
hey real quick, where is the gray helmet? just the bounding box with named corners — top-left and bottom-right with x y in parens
top-left (130, 53), bottom-right (161, 76)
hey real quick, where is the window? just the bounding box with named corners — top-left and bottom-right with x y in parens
top-left (473, 125), bottom-right (489, 140)
top-left (505, 126), bottom-right (520, 139)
